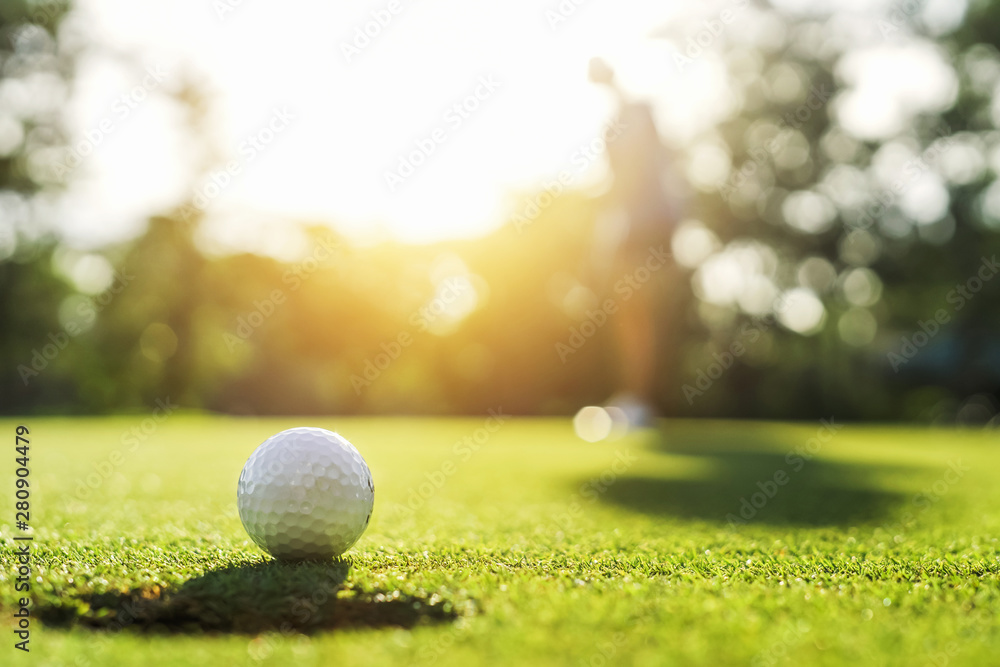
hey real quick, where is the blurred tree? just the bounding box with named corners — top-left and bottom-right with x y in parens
top-left (5, 0), bottom-right (1000, 422)
top-left (0, 0), bottom-right (77, 413)
top-left (651, 0), bottom-right (1000, 422)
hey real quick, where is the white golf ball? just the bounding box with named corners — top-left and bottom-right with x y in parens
top-left (237, 427), bottom-right (374, 560)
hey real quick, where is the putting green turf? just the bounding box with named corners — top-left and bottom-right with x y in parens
top-left (1, 416), bottom-right (999, 666)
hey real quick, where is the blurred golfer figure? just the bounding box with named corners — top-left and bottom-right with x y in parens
top-left (587, 57), bottom-right (686, 429)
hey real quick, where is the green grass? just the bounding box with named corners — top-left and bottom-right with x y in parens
top-left (2, 415), bottom-right (999, 666)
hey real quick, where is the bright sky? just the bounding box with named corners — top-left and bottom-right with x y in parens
top-left (53, 0), bottom-right (965, 252)
top-left (58, 0), bottom-right (700, 250)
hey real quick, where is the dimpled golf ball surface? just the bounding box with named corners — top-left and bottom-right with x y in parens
top-left (237, 427), bottom-right (374, 560)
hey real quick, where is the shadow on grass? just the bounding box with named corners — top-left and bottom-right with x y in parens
top-left (37, 560), bottom-right (462, 634)
top-left (596, 426), bottom-right (921, 527)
